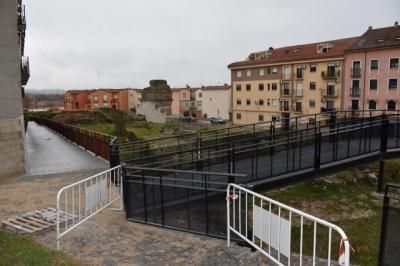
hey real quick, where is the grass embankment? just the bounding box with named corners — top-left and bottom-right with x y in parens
top-left (263, 161), bottom-right (400, 266)
top-left (78, 122), bottom-right (165, 140)
top-left (0, 229), bottom-right (79, 266)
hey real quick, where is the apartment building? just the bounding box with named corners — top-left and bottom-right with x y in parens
top-left (0, 0), bottom-right (30, 179)
top-left (228, 37), bottom-right (357, 125)
top-left (344, 23), bottom-right (400, 111)
top-left (64, 88), bottom-right (142, 112)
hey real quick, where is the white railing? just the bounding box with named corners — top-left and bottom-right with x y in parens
top-left (226, 183), bottom-right (350, 266)
top-left (56, 165), bottom-right (123, 250)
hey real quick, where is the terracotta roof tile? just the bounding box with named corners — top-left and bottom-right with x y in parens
top-left (228, 37), bottom-right (359, 68)
top-left (201, 85), bottom-right (231, 91)
top-left (345, 25), bottom-right (400, 51)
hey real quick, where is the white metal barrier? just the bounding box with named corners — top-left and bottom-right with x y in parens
top-left (56, 165), bottom-right (123, 250)
top-left (226, 183), bottom-right (350, 266)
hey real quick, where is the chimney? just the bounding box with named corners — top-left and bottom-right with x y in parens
top-left (268, 47), bottom-right (274, 51)
top-left (395, 21), bottom-right (399, 27)
top-left (368, 26), bottom-right (372, 30)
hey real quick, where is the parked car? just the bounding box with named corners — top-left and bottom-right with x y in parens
top-left (209, 117), bottom-right (226, 124)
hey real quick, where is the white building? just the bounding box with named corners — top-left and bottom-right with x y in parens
top-left (201, 85), bottom-right (231, 120)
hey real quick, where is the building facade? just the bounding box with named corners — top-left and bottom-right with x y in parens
top-left (0, 0), bottom-right (30, 179)
top-left (344, 23), bottom-right (400, 111)
top-left (229, 38), bottom-right (356, 124)
top-left (64, 88), bottom-right (141, 112)
top-left (171, 87), bottom-right (202, 118)
top-left (201, 85), bottom-right (231, 120)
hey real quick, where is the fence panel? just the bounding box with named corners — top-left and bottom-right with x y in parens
top-left (227, 183), bottom-right (350, 266)
top-left (56, 166), bottom-right (122, 250)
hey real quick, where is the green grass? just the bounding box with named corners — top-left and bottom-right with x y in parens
top-left (263, 170), bottom-right (386, 266)
top-left (77, 122), bottom-right (165, 140)
top-left (0, 229), bottom-right (79, 266)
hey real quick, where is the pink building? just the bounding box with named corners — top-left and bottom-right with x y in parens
top-left (344, 23), bottom-right (400, 111)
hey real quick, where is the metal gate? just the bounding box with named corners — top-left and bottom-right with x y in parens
top-left (379, 183), bottom-right (400, 266)
top-left (227, 183), bottom-right (350, 266)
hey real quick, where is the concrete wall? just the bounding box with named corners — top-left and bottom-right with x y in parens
top-left (0, 0), bottom-right (23, 119)
top-left (137, 101), bottom-right (168, 123)
top-left (0, 0), bottom-right (26, 179)
top-left (202, 89), bottom-right (231, 120)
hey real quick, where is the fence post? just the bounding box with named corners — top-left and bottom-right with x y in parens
top-left (109, 137), bottom-right (120, 168)
top-left (378, 114), bottom-right (388, 192)
top-left (314, 132), bottom-right (321, 170)
top-left (378, 185), bottom-right (390, 265)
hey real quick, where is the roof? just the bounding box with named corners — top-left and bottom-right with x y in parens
top-left (228, 37), bottom-right (359, 69)
top-left (201, 85), bottom-right (231, 91)
top-left (345, 25), bottom-right (400, 51)
top-left (65, 89), bottom-right (94, 94)
top-left (171, 87), bottom-right (201, 92)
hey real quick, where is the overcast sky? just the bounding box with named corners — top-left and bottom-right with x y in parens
top-left (24, 0), bottom-right (399, 91)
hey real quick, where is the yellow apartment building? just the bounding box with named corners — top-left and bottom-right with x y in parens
top-left (228, 37), bottom-right (358, 125)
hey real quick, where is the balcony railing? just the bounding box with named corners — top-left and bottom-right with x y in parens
top-left (321, 107), bottom-right (336, 113)
top-left (21, 56), bottom-right (30, 86)
top-left (321, 87), bottom-right (339, 98)
top-left (17, 4), bottom-right (26, 32)
top-left (321, 70), bottom-right (340, 79)
top-left (281, 88), bottom-right (291, 96)
top-left (350, 87), bottom-right (361, 97)
top-left (351, 68), bottom-right (361, 78)
top-left (280, 103), bottom-right (290, 112)
top-left (281, 73), bottom-right (292, 80)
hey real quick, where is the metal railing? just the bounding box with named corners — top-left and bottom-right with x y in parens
top-left (31, 118), bottom-right (113, 161)
top-left (321, 70), bottom-right (340, 79)
top-left (227, 183), bottom-right (350, 266)
top-left (350, 87), bottom-right (360, 97)
top-left (56, 165), bottom-right (123, 249)
top-left (123, 166), bottom-right (247, 237)
top-left (21, 56), bottom-right (30, 86)
top-left (351, 68), bottom-right (361, 78)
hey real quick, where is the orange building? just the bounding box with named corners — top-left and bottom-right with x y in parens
top-left (64, 88), bottom-right (141, 111)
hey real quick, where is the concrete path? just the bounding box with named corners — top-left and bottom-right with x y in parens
top-left (25, 122), bottom-right (107, 176)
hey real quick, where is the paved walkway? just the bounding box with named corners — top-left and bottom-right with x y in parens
top-left (25, 122), bottom-right (107, 176)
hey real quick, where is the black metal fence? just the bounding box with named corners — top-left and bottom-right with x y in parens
top-left (379, 183), bottom-right (400, 266)
top-left (123, 166), bottom-right (247, 238)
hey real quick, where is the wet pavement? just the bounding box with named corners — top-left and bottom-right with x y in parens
top-left (25, 122), bottom-right (108, 176)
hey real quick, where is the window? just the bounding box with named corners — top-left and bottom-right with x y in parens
top-left (237, 71), bottom-right (242, 77)
top-left (370, 60), bottom-right (379, 70)
top-left (310, 64), bottom-right (317, 72)
top-left (260, 69), bottom-right (264, 76)
top-left (258, 114), bottom-right (264, 122)
top-left (271, 83), bottom-right (277, 91)
top-left (370, 79), bottom-right (378, 90)
top-left (390, 58), bottom-right (399, 68)
top-left (236, 84), bottom-right (241, 91)
top-left (183, 92), bottom-right (187, 98)
top-left (309, 100), bottom-right (316, 108)
top-left (236, 99), bottom-right (242, 105)
top-left (388, 100), bottom-right (396, 111)
top-left (259, 99), bottom-right (264, 106)
top-left (246, 84), bottom-right (251, 91)
top-left (272, 67), bottom-right (278, 74)
top-left (246, 99), bottom-right (251, 105)
top-left (267, 84), bottom-right (271, 90)
top-left (114, 94), bottom-right (118, 99)
top-left (259, 83), bottom-right (264, 91)
top-left (389, 79), bottom-right (398, 89)
top-left (267, 67), bottom-right (271, 74)
top-left (103, 102), bottom-right (108, 107)
top-left (369, 100), bottom-right (377, 110)
top-left (295, 102), bottom-right (302, 112)
top-left (236, 113), bottom-right (242, 120)
top-left (271, 99), bottom-right (278, 107)
top-left (198, 93), bottom-right (202, 98)
top-left (309, 82), bottom-right (316, 90)
top-left (327, 100), bottom-right (335, 109)
top-left (246, 70), bottom-right (251, 77)
top-left (296, 67), bottom-right (304, 79)
top-left (351, 100), bottom-right (359, 111)
top-left (94, 96), bottom-right (98, 102)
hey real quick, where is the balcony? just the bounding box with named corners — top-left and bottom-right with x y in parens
top-left (350, 87), bottom-right (361, 97)
top-left (321, 86), bottom-right (339, 98)
top-left (281, 73), bottom-right (292, 80)
top-left (294, 106), bottom-right (303, 113)
top-left (281, 88), bottom-right (291, 97)
top-left (21, 56), bottom-right (30, 86)
top-left (280, 103), bottom-right (291, 112)
top-left (321, 70), bottom-right (340, 79)
top-left (351, 68), bottom-right (362, 78)
top-left (17, 4), bottom-right (26, 32)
